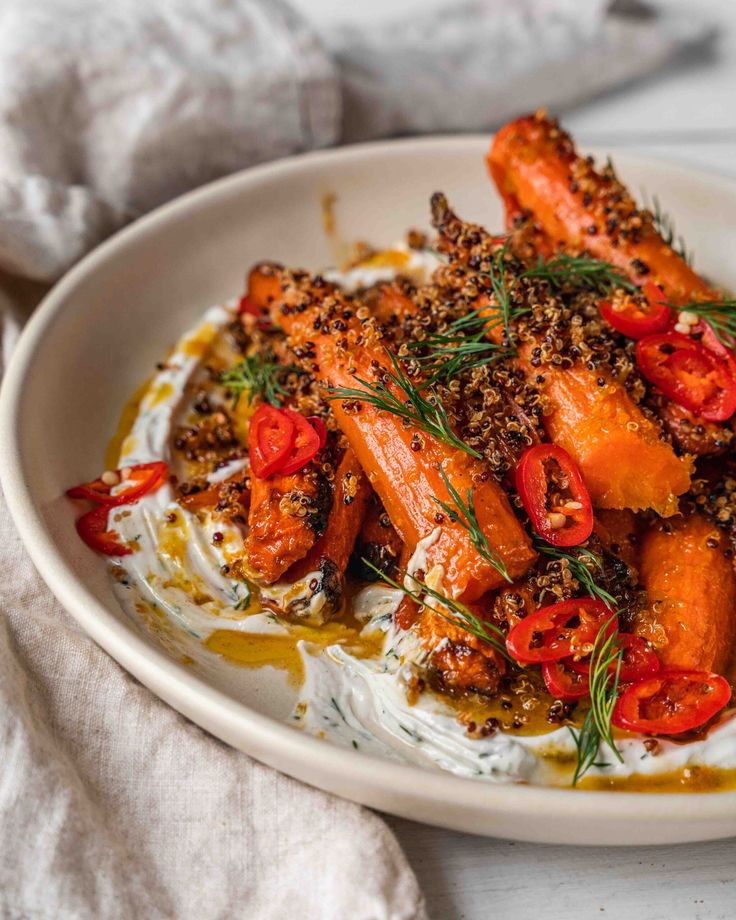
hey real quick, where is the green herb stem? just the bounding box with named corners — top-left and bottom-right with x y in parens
top-left (327, 350), bottom-right (481, 458)
top-left (364, 559), bottom-right (511, 661)
top-left (432, 467), bottom-right (512, 583)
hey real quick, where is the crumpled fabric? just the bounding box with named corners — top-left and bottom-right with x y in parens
top-left (0, 286), bottom-right (426, 920)
top-left (0, 0), bottom-right (710, 282)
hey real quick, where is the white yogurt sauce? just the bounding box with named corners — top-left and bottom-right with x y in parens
top-left (106, 265), bottom-right (736, 788)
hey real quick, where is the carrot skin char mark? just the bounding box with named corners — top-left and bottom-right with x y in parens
top-left (634, 513), bottom-right (736, 673)
top-left (287, 446), bottom-right (371, 581)
top-left (260, 265), bottom-right (535, 601)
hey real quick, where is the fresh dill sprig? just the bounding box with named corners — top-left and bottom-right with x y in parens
top-left (522, 254), bottom-right (636, 295)
top-left (569, 614), bottom-right (624, 785)
top-left (669, 299), bottom-right (736, 347)
top-left (409, 331), bottom-right (511, 383)
top-left (432, 467), bottom-right (512, 583)
top-left (488, 238), bottom-right (517, 341)
top-left (405, 243), bottom-right (522, 382)
top-left (221, 352), bottom-right (293, 406)
top-left (644, 192), bottom-right (693, 266)
top-left (363, 559), bottom-right (511, 661)
top-left (534, 541), bottom-right (618, 610)
top-left (326, 350), bottom-right (481, 459)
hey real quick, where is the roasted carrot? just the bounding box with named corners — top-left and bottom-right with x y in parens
top-left (487, 112), bottom-right (720, 305)
top-left (288, 446), bottom-right (371, 580)
top-left (350, 493), bottom-right (403, 581)
top-left (431, 194), bottom-right (692, 515)
top-left (634, 513), bottom-right (736, 673)
top-left (256, 264), bottom-right (536, 601)
top-left (247, 262), bottom-right (282, 311)
top-left (371, 282), bottom-right (417, 325)
top-left (593, 508), bottom-right (640, 570)
top-left (244, 467), bottom-right (331, 584)
top-left (521, 358), bottom-right (691, 515)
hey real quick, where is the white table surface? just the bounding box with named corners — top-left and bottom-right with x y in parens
top-left (366, 1), bottom-right (736, 917)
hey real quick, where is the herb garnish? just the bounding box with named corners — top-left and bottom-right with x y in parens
top-left (569, 614), bottom-right (624, 785)
top-left (327, 350), bottom-right (481, 458)
top-left (522, 254), bottom-right (636, 295)
top-left (534, 541), bottom-right (618, 610)
top-left (409, 331), bottom-right (510, 383)
top-left (432, 467), bottom-right (512, 583)
top-left (667, 299), bottom-right (736, 347)
top-left (221, 352), bottom-right (293, 406)
top-left (364, 559), bottom-right (511, 661)
top-left (645, 192), bottom-right (693, 266)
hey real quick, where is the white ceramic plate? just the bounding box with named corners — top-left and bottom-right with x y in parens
top-left (3, 136), bottom-right (736, 846)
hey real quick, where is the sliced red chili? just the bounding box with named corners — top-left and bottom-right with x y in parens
top-left (599, 282), bottom-right (671, 339)
top-left (515, 444), bottom-right (593, 546)
top-left (506, 598), bottom-right (616, 664)
top-left (306, 415), bottom-right (328, 450)
top-left (636, 332), bottom-right (736, 422)
top-left (612, 670), bottom-right (731, 735)
top-left (278, 409), bottom-right (322, 475)
top-left (76, 506), bottom-right (132, 556)
top-left (249, 405), bottom-right (295, 479)
top-left (67, 461), bottom-right (168, 506)
top-left (542, 659), bottom-right (590, 701)
top-left (567, 633), bottom-right (660, 683)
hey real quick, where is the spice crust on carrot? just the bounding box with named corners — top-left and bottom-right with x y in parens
top-left (487, 111), bottom-right (720, 305)
top-left (255, 264), bottom-right (536, 601)
top-left (430, 194), bottom-right (693, 516)
top-left (244, 466), bottom-right (331, 584)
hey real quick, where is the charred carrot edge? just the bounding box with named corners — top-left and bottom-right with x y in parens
top-left (430, 194), bottom-right (693, 516)
top-left (635, 513), bottom-right (736, 673)
top-left (487, 112), bottom-right (719, 305)
top-left (358, 495), bottom-right (403, 556)
top-left (244, 468), bottom-right (330, 584)
top-left (256, 265), bottom-right (536, 601)
top-left (288, 446), bottom-right (371, 580)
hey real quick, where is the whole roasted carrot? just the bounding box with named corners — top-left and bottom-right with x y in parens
top-left (255, 265), bottom-right (536, 601)
top-left (634, 513), bottom-right (736, 673)
top-left (431, 194), bottom-right (692, 515)
top-left (487, 112), bottom-right (719, 304)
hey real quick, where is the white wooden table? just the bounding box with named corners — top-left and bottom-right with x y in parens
top-left (376, 1), bottom-right (736, 917)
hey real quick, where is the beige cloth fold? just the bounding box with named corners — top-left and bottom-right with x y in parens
top-left (0, 399), bottom-right (426, 919)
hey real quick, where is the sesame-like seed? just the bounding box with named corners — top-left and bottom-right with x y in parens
top-left (678, 310), bottom-right (699, 326)
top-left (548, 512), bottom-right (567, 529)
top-left (101, 470), bottom-right (120, 486)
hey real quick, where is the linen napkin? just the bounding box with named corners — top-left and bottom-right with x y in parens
top-left (0, 1), bottom-right (714, 917)
top-left (0, 285), bottom-right (425, 920)
top-left (0, 0), bottom-right (710, 283)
